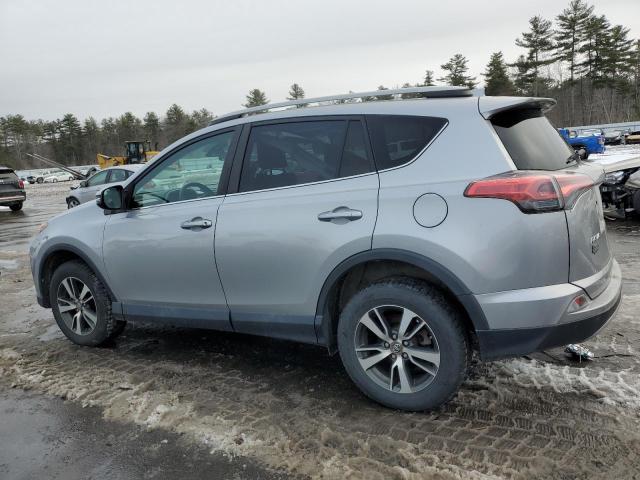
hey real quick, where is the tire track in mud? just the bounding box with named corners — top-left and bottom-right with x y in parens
top-left (1, 320), bottom-right (639, 480)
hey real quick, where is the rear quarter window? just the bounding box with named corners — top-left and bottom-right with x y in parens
top-left (366, 115), bottom-right (448, 170)
top-left (491, 109), bottom-right (575, 171)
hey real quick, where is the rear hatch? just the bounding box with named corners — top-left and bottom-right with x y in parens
top-left (485, 103), bottom-right (611, 298)
top-left (0, 167), bottom-right (23, 198)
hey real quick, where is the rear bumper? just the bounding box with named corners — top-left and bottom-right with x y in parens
top-left (0, 193), bottom-right (26, 205)
top-left (476, 259), bottom-right (622, 360)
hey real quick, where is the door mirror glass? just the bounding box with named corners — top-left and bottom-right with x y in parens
top-left (98, 185), bottom-right (124, 210)
top-left (79, 180), bottom-right (88, 188)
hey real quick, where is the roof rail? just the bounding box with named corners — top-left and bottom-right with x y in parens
top-left (209, 86), bottom-right (473, 126)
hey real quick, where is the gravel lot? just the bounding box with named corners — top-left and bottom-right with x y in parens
top-left (1, 179), bottom-right (639, 479)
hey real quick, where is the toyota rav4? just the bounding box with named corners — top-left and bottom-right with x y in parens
top-left (30, 87), bottom-right (622, 411)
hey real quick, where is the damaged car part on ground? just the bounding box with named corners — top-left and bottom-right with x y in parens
top-left (29, 86), bottom-right (622, 411)
top-left (600, 159), bottom-right (640, 218)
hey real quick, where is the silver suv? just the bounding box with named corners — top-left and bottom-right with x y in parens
top-left (30, 87), bottom-right (622, 411)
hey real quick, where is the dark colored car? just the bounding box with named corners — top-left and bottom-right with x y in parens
top-left (603, 130), bottom-right (624, 145)
top-left (0, 166), bottom-right (26, 211)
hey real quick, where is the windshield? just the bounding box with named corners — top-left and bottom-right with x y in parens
top-left (491, 109), bottom-right (575, 171)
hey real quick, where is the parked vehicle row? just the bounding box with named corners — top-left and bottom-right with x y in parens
top-left (31, 88), bottom-right (622, 411)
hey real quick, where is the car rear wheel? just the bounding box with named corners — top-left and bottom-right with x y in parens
top-left (338, 279), bottom-right (468, 411)
top-left (67, 197), bottom-right (80, 209)
top-left (9, 203), bottom-right (22, 212)
top-left (50, 260), bottom-right (123, 346)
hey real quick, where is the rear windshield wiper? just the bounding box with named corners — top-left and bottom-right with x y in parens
top-left (566, 151), bottom-right (580, 164)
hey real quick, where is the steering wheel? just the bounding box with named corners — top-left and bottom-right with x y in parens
top-left (180, 182), bottom-right (214, 201)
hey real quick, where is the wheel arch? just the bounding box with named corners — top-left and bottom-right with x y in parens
top-left (314, 248), bottom-right (488, 354)
top-left (38, 244), bottom-right (117, 308)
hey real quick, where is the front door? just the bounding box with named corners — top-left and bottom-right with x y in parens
top-left (78, 169), bottom-right (109, 203)
top-left (102, 128), bottom-right (239, 329)
top-left (215, 118), bottom-right (379, 343)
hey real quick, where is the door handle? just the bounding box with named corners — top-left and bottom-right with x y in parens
top-left (318, 206), bottom-right (363, 222)
top-left (181, 217), bottom-right (213, 230)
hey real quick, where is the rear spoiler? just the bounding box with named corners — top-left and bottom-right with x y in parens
top-left (479, 96), bottom-right (556, 120)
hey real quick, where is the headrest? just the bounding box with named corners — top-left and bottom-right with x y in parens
top-left (257, 142), bottom-right (287, 169)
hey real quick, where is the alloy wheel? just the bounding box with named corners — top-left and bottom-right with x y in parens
top-left (56, 277), bottom-right (98, 336)
top-left (354, 305), bottom-right (440, 393)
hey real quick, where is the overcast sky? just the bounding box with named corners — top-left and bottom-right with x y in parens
top-left (1, 0), bottom-right (638, 121)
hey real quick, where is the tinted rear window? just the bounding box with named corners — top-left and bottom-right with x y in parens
top-left (0, 169), bottom-right (17, 179)
top-left (491, 109), bottom-right (575, 171)
top-left (367, 115), bottom-right (448, 170)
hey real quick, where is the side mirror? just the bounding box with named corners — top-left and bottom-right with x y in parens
top-left (97, 185), bottom-right (124, 212)
top-left (79, 180), bottom-right (88, 188)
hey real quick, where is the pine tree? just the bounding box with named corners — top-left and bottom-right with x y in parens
top-left (555, 0), bottom-right (593, 84)
top-left (244, 89), bottom-right (269, 107)
top-left (511, 55), bottom-right (536, 95)
top-left (423, 70), bottom-right (435, 86)
top-left (143, 112), bottom-right (160, 147)
top-left (483, 52), bottom-right (515, 95)
top-left (515, 16), bottom-right (555, 95)
top-left (578, 14), bottom-right (611, 85)
top-left (438, 54), bottom-right (477, 87)
top-left (287, 83), bottom-right (305, 100)
top-left (603, 25), bottom-right (635, 87)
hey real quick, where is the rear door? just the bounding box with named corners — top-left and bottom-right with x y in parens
top-left (215, 117), bottom-right (379, 343)
top-left (490, 108), bottom-right (612, 297)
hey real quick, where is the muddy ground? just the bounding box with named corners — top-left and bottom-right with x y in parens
top-left (1, 181), bottom-right (639, 479)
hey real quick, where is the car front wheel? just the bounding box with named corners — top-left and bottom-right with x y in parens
top-left (9, 203), bottom-right (23, 212)
top-left (50, 260), bottom-right (124, 346)
top-left (338, 279), bottom-right (468, 411)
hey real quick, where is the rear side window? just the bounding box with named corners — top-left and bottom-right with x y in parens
top-left (367, 115), bottom-right (447, 170)
top-left (491, 109), bottom-right (575, 171)
top-left (239, 120), bottom-right (347, 192)
top-left (109, 169), bottom-right (128, 183)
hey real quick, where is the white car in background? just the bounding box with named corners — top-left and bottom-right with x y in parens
top-left (43, 172), bottom-right (75, 183)
top-left (66, 164), bottom-right (144, 208)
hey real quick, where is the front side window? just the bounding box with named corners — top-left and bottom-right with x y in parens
top-left (86, 170), bottom-right (109, 187)
top-left (132, 130), bottom-right (235, 207)
top-left (239, 121), bottom-right (347, 192)
top-left (367, 115), bottom-right (448, 170)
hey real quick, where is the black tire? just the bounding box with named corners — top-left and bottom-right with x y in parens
top-left (49, 260), bottom-right (119, 346)
top-left (37, 177), bottom-right (43, 184)
top-left (9, 203), bottom-right (23, 212)
top-left (67, 197), bottom-right (80, 209)
top-left (338, 279), bottom-right (468, 411)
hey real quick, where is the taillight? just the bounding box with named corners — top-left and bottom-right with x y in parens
top-left (18, 179), bottom-right (24, 189)
top-left (464, 171), bottom-right (593, 213)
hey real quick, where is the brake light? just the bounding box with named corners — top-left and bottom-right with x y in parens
top-left (18, 179), bottom-right (24, 189)
top-left (464, 171), bottom-right (593, 213)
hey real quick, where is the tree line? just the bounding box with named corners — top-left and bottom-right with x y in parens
top-left (1, 0), bottom-right (638, 170)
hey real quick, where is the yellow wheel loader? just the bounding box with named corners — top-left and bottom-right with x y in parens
top-left (97, 141), bottom-right (160, 169)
